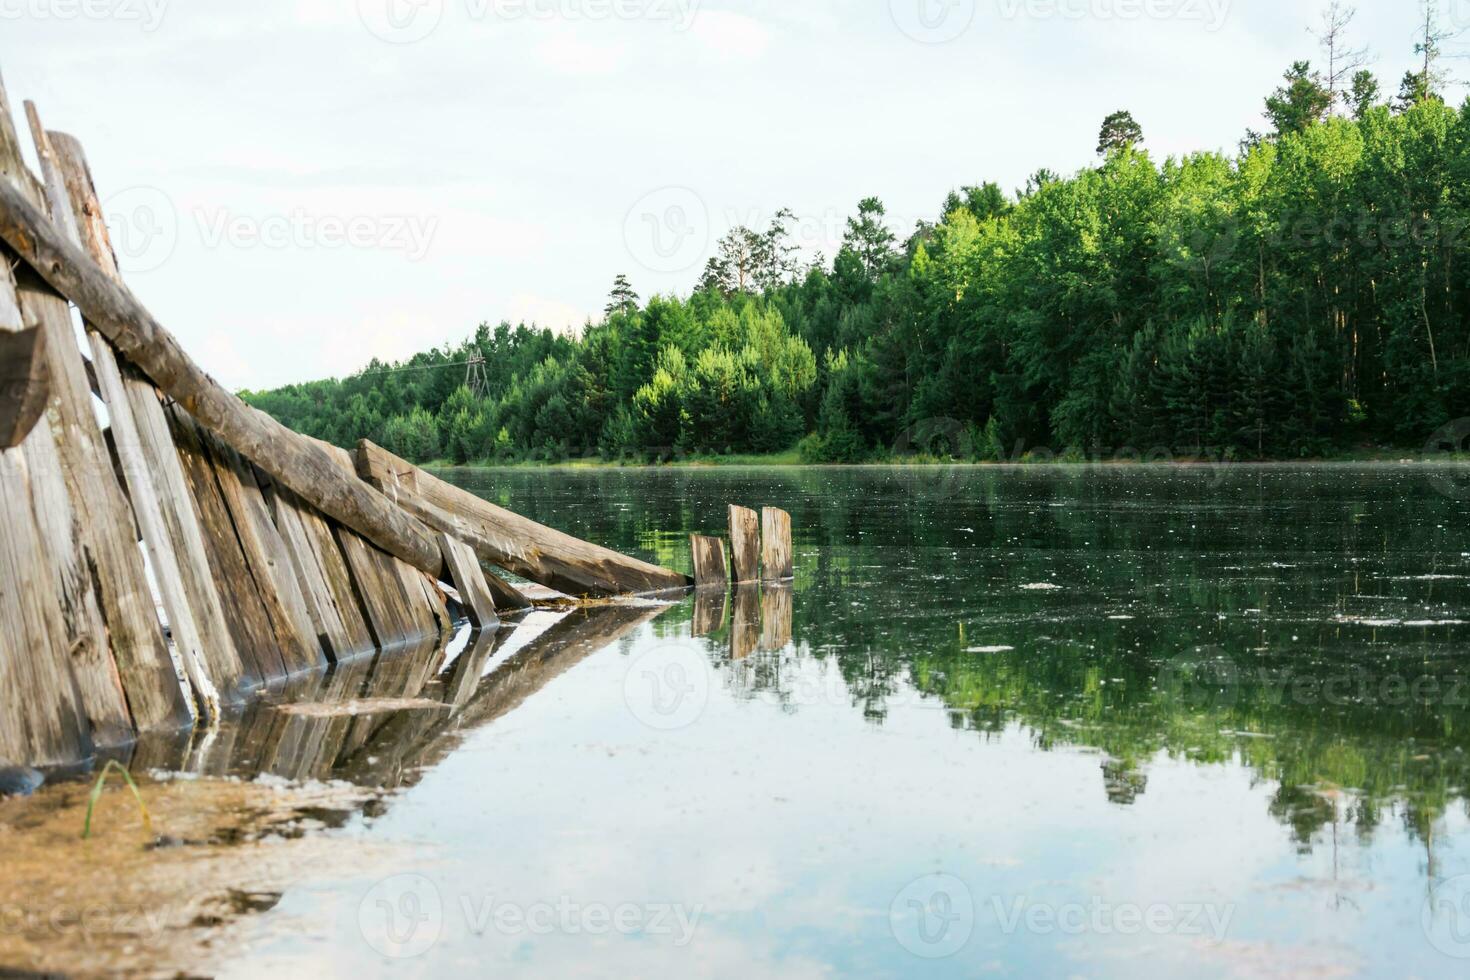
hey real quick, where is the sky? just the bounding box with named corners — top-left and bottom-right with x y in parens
top-left (0, 0), bottom-right (1453, 390)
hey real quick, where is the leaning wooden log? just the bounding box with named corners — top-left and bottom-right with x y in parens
top-left (762, 507), bottom-right (794, 581)
top-left (439, 533), bottom-right (500, 629)
top-left (0, 174), bottom-right (442, 576)
top-left (690, 534), bottom-right (729, 587)
top-left (357, 441), bottom-right (692, 598)
top-left (728, 505), bottom-right (760, 584)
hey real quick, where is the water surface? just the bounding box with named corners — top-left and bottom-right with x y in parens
top-left (192, 465), bottom-right (1470, 976)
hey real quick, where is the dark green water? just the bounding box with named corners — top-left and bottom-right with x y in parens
top-left (223, 464), bottom-right (1470, 978)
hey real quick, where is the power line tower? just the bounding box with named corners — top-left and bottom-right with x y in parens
top-left (464, 348), bottom-right (489, 398)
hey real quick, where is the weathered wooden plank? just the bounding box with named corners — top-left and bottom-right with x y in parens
top-left (690, 534), bottom-right (729, 587)
top-left (0, 448), bottom-right (92, 765)
top-left (38, 126), bottom-right (211, 729)
top-left (126, 367), bottom-right (251, 702)
top-left (260, 479), bottom-right (375, 662)
top-left (761, 507), bottom-right (794, 582)
top-left (166, 405), bottom-right (288, 685)
top-left (439, 533), bottom-right (499, 629)
top-left (0, 169), bottom-right (442, 573)
top-left (201, 431), bottom-right (327, 675)
top-left (5, 94), bottom-right (185, 740)
top-left (335, 526), bottom-right (422, 650)
top-left (728, 505), bottom-right (760, 584)
top-left (358, 441), bottom-right (692, 598)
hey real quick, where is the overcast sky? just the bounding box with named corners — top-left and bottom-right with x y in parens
top-left (0, 0), bottom-right (1449, 389)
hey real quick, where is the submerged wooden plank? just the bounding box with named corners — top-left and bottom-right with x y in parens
top-left (728, 505), bottom-right (760, 584)
top-left (167, 405), bottom-right (288, 685)
top-left (690, 535), bottom-right (729, 587)
top-left (439, 534), bottom-right (499, 629)
top-left (261, 480), bottom-right (375, 662)
top-left (357, 440), bottom-right (692, 598)
top-left (761, 507), bottom-right (794, 582)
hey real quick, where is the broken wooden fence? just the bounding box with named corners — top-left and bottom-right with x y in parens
top-left (0, 74), bottom-right (692, 769)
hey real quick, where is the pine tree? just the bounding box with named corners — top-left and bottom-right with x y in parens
top-left (1097, 110), bottom-right (1145, 155)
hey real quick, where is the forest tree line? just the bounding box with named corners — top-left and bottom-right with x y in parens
top-left (244, 5), bottom-right (1470, 464)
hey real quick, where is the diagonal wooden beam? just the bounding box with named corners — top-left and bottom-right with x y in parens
top-left (0, 171), bottom-right (442, 576)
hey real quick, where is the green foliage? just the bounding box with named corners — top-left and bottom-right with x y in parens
top-left (245, 89), bottom-right (1470, 465)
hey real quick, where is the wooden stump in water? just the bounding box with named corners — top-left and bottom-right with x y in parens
top-left (761, 507), bottom-right (793, 581)
top-left (728, 505), bottom-right (760, 584)
top-left (690, 535), bottom-right (729, 587)
top-left (439, 533), bottom-right (500, 630)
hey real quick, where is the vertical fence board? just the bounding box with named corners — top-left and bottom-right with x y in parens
top-left (262, 480), bottom-right (375, 661)
top-left (0, 449), bottom-right (92, 765)
top-left (200, 429), bottom-right (326, 675)
top-left (167, 405), bottom-right (289, 684)
top-left (125, 369), bottom-right (252, 700)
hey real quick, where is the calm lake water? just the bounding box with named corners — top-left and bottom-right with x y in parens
top-left (209, 464), bottom-right (1470, 978)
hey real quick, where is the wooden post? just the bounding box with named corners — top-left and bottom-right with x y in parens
top-left (439, 533), bottom-right (500, 629)
top-left (761, 507), bottom-right (793, 581)
top-left (690, 535), bottom-right (729, 588)
top-left (728, 505), bottom-right (760, 584)
top-left (0, 172), bottom-right (443, 576)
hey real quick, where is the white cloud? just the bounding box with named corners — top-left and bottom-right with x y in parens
top-left (686, 11), bottom-right (771, 62)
